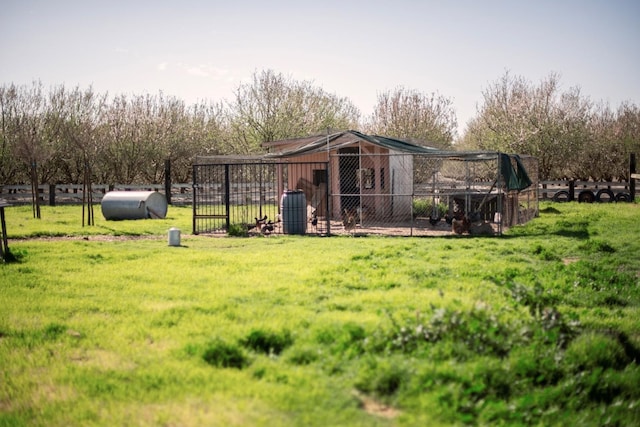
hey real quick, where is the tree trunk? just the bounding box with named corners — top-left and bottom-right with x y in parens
top-left (30, 161), bottom-right (41, 219)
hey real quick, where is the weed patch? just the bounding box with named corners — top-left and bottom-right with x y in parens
top-left (315, 322), bottom-right (367, 357)
top-left (532, 243), bottom-right (561, 261)
top-left (240, 328), bottom-right (293, 355)
top-left (355, 356), bottom-right (409, 398)
top-left (366, 306), bottom-right (517, 359)
top-left (202, 339), bottom-right (249, 369)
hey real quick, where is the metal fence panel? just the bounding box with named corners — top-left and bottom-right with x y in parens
top-left (193, 161), bottom-right (329, 235)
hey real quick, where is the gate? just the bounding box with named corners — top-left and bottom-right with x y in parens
top-left (193, 161), bottom-right (329, 235)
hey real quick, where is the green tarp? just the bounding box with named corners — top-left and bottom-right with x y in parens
top-left (500, 153), bottom-right (532, 191)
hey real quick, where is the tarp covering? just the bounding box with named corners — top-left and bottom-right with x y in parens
top-left (500, 153), bottom-right (532, 191)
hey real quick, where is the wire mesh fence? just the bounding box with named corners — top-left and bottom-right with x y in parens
top-left (193, 153), bottom-right (538, 236)
top-left (193, 160), bottom-right (329, 235)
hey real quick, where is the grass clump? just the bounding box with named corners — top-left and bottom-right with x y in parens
top-left (564, 331), bottom-right (631, 372)
top-left (578, 238), bottom-right (616, 254)
top-left (227, 223), bottom-right (249, 237)
top-left (370, 306), bottom-right (516, 359)
top-left (202, 339), bottom-right (249, 369)
top-left (355, 356), bottom-right (409, 398)
top-left (240, 328), bottom-right (293, 355)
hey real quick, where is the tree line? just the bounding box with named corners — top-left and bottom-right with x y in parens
top-left (460, 72), bottom-right (640, 181)
top-left (1, 69), bottom-right (638, 190)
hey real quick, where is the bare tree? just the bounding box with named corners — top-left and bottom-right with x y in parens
top-left (367, 87), bottom-right (457, 148)
top-left (0, 85), bottom-right (22, 184)
top-left (101, 94), bottom-right (158, 184)
top-left (168, 100), bottom-right (228, 183)
top-left (7, 82), bottom-right (56, 218)
top-left (228, 69), bottom-right (360, 153)
top-left (59, 86), bottom-right (107, 225)
top-left (581, 102), bottom-right (640, 181)
top-left (614, 102), bottom-right (640, 180)
top-left (462, 71), bottom-right (591, 180)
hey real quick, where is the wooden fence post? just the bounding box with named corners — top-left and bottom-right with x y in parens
top-left (631, 153), bottom-right (637, 201)
top-left (569, 180), bottom-right (575, 201)
top-left (49, 184), bottom-right (56, 206)
top-left (164, 159), bottom-right (172, 205)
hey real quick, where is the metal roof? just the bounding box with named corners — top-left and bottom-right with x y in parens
top-left (262, 130), bottom-right (532, 191)
top-left (263, 130), bottom-right (500, 160)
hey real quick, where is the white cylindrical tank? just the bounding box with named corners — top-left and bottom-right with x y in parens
top-left (168, 227), bottom-right (181, 246)
top-left (101, 191), bottom-right (168, 220)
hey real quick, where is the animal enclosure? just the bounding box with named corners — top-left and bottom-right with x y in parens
top-left (192, 151), bottom-right (538, 236)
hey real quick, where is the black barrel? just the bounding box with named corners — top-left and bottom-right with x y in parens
top-left (281, 190), bottom-right (307, 235)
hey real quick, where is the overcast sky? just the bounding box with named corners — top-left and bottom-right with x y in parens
top-left (1, 0), bottom-right (638, 136)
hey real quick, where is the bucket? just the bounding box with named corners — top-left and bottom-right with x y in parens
top-left (168, 227), bottom-right (181, 246)
top-left (281, 190), bottom-right (307, 235)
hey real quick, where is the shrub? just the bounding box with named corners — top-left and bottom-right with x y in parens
top-left (314, 322), bottom-right (366, 357)
top-left (355, 357), bottom-right (408, 397)
top-left (578, 239), bottom-right (616, 254)
top-left (373, 306), bottom-right (516, 358)
top-left (286, 345), bottom-right (320, 365)
top-left (412, 198), bottom-right (447, 218)
top-left (240, 329), bottom-right (293, 355)
top-left (202, 339), bottom-right (249, 369)
top-left (227, 223), bottom-right (248, 237)
top-left (564, 332), bottom-right (630, 372)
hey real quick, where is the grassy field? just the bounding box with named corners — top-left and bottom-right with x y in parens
top-left (1, 202), bottom-right (639, 426)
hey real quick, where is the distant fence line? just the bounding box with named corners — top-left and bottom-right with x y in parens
top-left (0, 184), bottom-right (193, 206)
top-left (0, 180), bottom-right (636, 206)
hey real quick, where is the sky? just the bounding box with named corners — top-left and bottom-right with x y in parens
top-left (1, 0), bottom-right (639, 136)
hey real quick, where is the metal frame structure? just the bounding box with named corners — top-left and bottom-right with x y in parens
top-left (192, 152), bottom-right (538, 237)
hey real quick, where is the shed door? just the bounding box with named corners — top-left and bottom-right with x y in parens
top-left (338, 147), bottom-right (359, 214)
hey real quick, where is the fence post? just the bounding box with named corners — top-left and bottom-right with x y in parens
top-left (164, 159), bottom-right (172, 205)
top-left (49, 184), bottom-right (56, 206)
top-left (631, 153), bottom-right (636, 201)
top-left (569, 180), bottom-right (575, 201)
top-left (224, 164), bottom-right (231, 231)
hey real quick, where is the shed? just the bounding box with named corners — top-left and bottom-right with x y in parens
top-left (263, 130), bottom-right (442, 221)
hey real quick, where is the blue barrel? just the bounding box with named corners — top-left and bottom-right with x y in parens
top-left (281, 190), bottom-right (307, 235)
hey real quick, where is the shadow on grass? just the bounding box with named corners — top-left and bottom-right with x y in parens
top-left (503, 219), bottom-right (590, 240)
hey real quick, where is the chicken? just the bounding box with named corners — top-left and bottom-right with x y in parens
top-left (342, 209), bottom-right (356, 232)
top-left (451, 216), bottom-right (470, 234)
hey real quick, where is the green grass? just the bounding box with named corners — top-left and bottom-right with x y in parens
top-left (1, 202), bottom-right (639, 426)
top-left (4, 204), bottom-right (193, 239)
